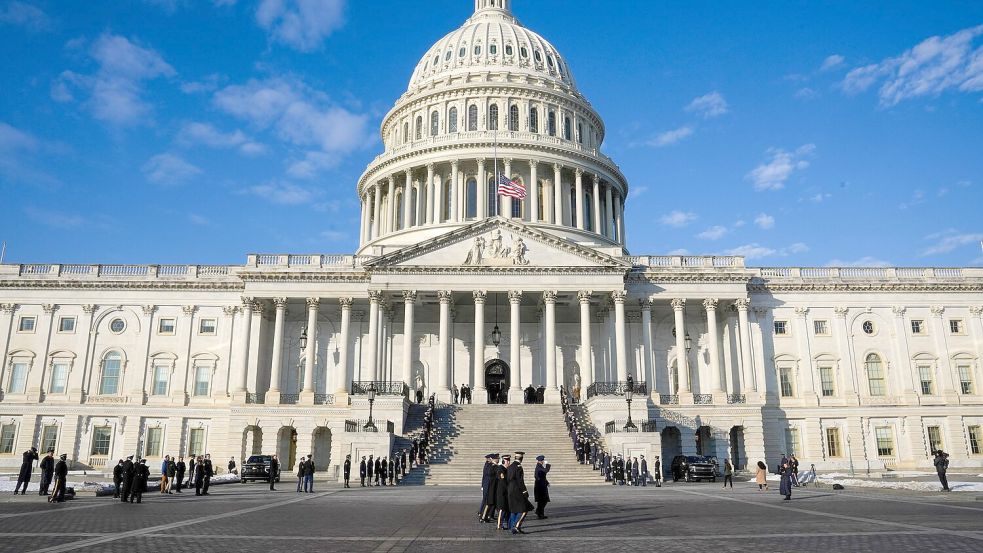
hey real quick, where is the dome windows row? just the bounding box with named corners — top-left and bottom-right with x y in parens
top-left (420, 38), bottom-right (567, 85)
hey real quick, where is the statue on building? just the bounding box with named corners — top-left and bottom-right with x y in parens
top-left (487, 229), bottom-right (506, 259)
top-left (572, 372), bottom-right (581, 402)
top-left (510, 235), bottom-right (529, 265)
top-left (464, 236), bottom-right (485, 265)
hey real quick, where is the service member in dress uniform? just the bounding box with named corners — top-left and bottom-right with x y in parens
top-left (506, 452), bottom-right (534, 534)
top-left (343, 455), bottom-right (352, 488)
top-left (533, 455), bottom-right (551, 519)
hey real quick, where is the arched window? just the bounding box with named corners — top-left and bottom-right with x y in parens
top-left (488, 104), bottom-right (499, 131)
top-left (489, 43), bottom-right (498, 55)
top-left (487, 175), bottom-right (498, 216)
top-left (569, 187), bottom-right (577, 226)
top-left (410, 188), bottom-right (418, 226)
top-left (511, 179), bottom-right (523, 218)
top-left (563, 116), bottom-right (571, 140)
top-left (100, 351), bottom-right (122, 395)
top-left (577, 123), bottom-right (583, 143)
top-left (474, 45), bottom-right (481, 55)
top-left (508, 105), bottom-right (519, 131)
top-left (430, 111), bottom-right (439, 136)
top-left (395, 189), bottom-right (404, 229)
top-left (468, 105), bottom-right (478, 131)
top-left (466, 178), bottom-right (477, 219)
top-left (529, 107), bottom-right (538, 133)
top-left (866, 353), bottom-right (886, 396)
top-left (584, 193), bottom-right (593, 231)
top-left (414, 115), bottom-right (422, 140)
top-left (448, 107), bottom-right (458, 133)
top-left (459, 46), bottom-right (466, 58)
top-left (193, 361), bottom-right (212, 397)
top-left (432, 54), bottom-right (439, 67)
top-left (547, 111), bottom-right (556, 136)
top-left (505, 44), bottom-right (513, 56)
top-left (520, 46), bottom-right (528, 58)
top-left (402, 122), bottom-right (409, 143)
top-left (445, 50), bottom-right (452, 61)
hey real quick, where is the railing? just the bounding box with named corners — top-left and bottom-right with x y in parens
top-left (245, 392), bottom-right (265, 404)
top-left (279, 394), bottom-right (300, 405)
top-left (585, 381), bottom-right (648, 399)
top-left (314, 393), bottom-right (335, 405)
top-left (344, 419), bottom-right (395, 433)
top-left (604, 420), bottom-right (658, 433)
top-left (757, 267), bottom-right (970, 280)
top-left (659, 394), bottom-right (679, 405)
top-left (351, 381), bottom-right (409, 397)
top-left (693, 394), bottom-right (714, 405)
top-left (726, 394), bottom-right (746, 405)
top-left (14, 263), bottom-right (235, 279)
top-left (246, 254), bottom-right (366, 269)
top-left (625, 256), bottom-right (745, 269)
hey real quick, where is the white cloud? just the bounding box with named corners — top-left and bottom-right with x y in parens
top-left (820, 54), bottom-right (845, 71)
top-left (826, 256), bottom-right (891, 267)
top-left (142, 153), bottom-right (202, 185)
top-left (245, 181), bottom-right (318, 205)
top-left (0, 121), bottom-right (60, 187)
top-left (841, 24), bottom-right (983, 106)
top-left (177, 122), bottom-right (266, 156)
top-left (659, 210), bottom-right (697, 227)
top-left (898, 189), bottom-right (926, 210)
top-left (746, 144), bottom-right (815, 191)
top-left (794, 87), bottom-right (819, 100)
top-left (646, 126), bottom-right (693, 148)
top-left (23, 206), bottom-right (85, 229)
top-left (807, 192), bottom-right (832, 203)
top-left (920, 230), bottom-right (983, 256)
top-left (667, 248), bottom-right (689, 255)
top-left (0, 1), bottom-right (50, 31)
top-left (629, 185), bottom-right (648, 198)
top-left (754, 213), bottom-right (775, 229)
top-left (685, 91), bottom-right (729, 118)
top-left (55, 34), bottom-right (175, 126)
top-left (256, 0), bottom-right (346, 52)
top-left (180, 73), bottom-right (224, 94)
top-left (733, 219), bottom-right (746, 228)
top-left (697, 225), bottom-right (728, 240)
top-left (724, 242), bottom-right (809, 260)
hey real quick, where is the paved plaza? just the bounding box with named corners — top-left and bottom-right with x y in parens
top-left (0, 481), bottom-right (980, 553)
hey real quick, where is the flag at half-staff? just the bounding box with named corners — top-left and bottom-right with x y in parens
top-left (496, 173), bottom-right (526, 199)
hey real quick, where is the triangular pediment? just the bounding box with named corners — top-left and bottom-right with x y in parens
top-left (362, 217), bottom-right (631, 272)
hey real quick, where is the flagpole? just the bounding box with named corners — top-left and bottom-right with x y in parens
top-left (0, 241), bottom-right (5, 265)
top-left (493, 129), bottom-right (498, 217)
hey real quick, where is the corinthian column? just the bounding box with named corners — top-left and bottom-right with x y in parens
top-left (672, 298), bottom-right (689, 396)
top-left (502, 158), bottom-right (513, 217)
top-left (301, 298), bottom-right (319, 400)
top-left (385, 176), bottom-right (395, 234)
top-left (552, 163), bottom-right (563, 225)
top-left (529, 160), bottom-right (539, 223)
top-left (604, 184), bottom-right (614, 239)
top-left (734, 299), bottom-right (752, 395)
top-left (402, 169), bottom-right (413, 229)
top-left (574, 168), bottom-right (584, 229)
top-left (473, 290), bottom-right (486, 397)
top-left (612, 290), bottom-right (627, 381)
top-left (436, 290), bottom-right (453, 400)
top-left (579, 290), bottom-right (593, 386)
top-left (704, 298), bottom-right (723, 393)
top-left (508, 290), bottom-right (522, 397)
top-left (267, 298), bottom-right (286, 398)
top-left (544, 290), bottom-right (558, 396)
top-left (233, 297), bottom-right (253, 400)
top-left (371, 183), bottom-right (382, 238)
top-left (425, 163), bottom-right (435, 224)
top-left (450, 159), bottom-right (460, 222)
top-left (477, 159), bottom-right (487, 218)
top-left (640, 298), bottom-right (653, 391)
top-left (336, 298), bottom-right (352, 395)
top-left (592, 174), bottom-right (602, 234)
top-left (365, 291), bottom-right (381, 382)
top-left (401, 291), bottom-right (416, 391)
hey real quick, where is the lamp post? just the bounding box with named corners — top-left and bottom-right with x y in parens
top-left (490, 292), bottom-right (502, 347)
top-left (846, 434), bottom-right (855, 477)
top-left (364, 383), bottom-right (378, 432)
top-left (299, 327), bottom-right (308, 350)
top-left (623, 385), bottom-right (637, 431)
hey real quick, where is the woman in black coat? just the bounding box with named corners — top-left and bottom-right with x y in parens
top-left (494, 457), bottom-right (510, 530)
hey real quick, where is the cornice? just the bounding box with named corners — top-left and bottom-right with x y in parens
top-left (749, 282), bottom-right (983, 293)
top-left (0, 279), bottom-right (243, 291)
top-left (237, 272), bottom-right (371, 283)
top-left (626, 273), bottom-right (753, 284)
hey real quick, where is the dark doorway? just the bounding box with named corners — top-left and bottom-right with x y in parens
top-left (485, 359), bottom-right (510, 404)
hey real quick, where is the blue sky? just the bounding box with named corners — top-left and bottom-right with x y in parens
top-left (1, 0), bottom-right (981, 267)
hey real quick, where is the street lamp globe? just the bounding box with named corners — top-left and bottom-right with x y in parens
top-left (299, 327), bottom-right (308, 350)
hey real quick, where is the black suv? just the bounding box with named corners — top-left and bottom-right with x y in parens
top-left (240, 455), bottom-right (280, 483)
top-left (670, 455), bottom-right (717, 482)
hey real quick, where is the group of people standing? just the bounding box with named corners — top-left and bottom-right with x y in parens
top-left (355, 451), bottom-right (410, 487)
top-left (114, 453), bottom-right (215, 501)
top-left (451, 383), bottom-right (473, 404)
top-left (478, 451), bottom-right (548, 535)
top-left (13, 447), bottom-right (69, 502)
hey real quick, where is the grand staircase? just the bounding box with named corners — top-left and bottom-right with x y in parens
top-left (401, 403), bottom-right (606, 486)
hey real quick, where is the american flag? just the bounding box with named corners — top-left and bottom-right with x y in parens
top-left (496, 173), bottom-right (526, 199)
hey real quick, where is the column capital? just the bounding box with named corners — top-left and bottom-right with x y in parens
top-left (734, 298), bottom-right (750, 311)
top-left (503, 157), bottom-right (512, 166)
top-left (81, 304), bottom-right (97, 315)
top-left (426, 163), bottom-right (435, 172)
top-left (793, 306), bottom-right (809, 317)
top-left (222, 305), bottom-right (238, 317)
top-left (507, 290), bottom-right (523, 303)
top-left (306, 297), bottom-right (320, 309)
top-left (368, 290), bottom-right (383, 302)
top-left (451, 159), bottom-right (460, 169)
top-left (832, 306), bottom-right (848, 317)
top-left (552, 163), bottom-right (561, 172)
top-left (42, 304), bottom-right (58, 314)
top-left (970, 305), bottom-right (983, 316)
top-left (891, 305), bottom-right (907, 317)
top-left (240, 296), bottom-right (255, 310)
top-left (182, 305), bottom-right (197, 316)
top-left (542, 290), bottom-right (558, 304)
top-left (577, 290), bottom-right (593, 304)
top-left (472, 290), bottom-right (487, 303)
top-left (388, 175), bottom-right (396, 184)
top-left (402, 290), bottom-right (418, 302)
top-left (273, 297), bottom-right (288, 308)
top-left (477, 159), bottom-right (485, 168)
top-left (670, 298), bottom-right (686, 311)
top-left (574, 167), bottom-right (583, 177)
top-left (930, 305), bottom-right (945, 317)
top-left (703, 298), bottom-right (719, 311)
top-left (339, 297), bottom-right (354, 309)
top-left (438, 290), bottom-right (454, 303)
top-left (142, 304), bottom-right (157, 316)
top-left (611, 290), bottom-right (627, 303)
top-left (593, 173), bottom-right (600, 184)
top-left (639, 297), bottom-right (652, 310)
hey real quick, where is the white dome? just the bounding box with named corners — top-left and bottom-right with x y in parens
top-left (408, 0), bottom-right (577, 93)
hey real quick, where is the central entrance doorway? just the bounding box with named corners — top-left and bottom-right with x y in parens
top-left (485, 359), bottom-right (510, 404)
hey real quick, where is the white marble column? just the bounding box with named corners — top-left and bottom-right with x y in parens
top-left (615, 193), bottom-right (625, 243)
top-left (425, 163), bottom-right (435, 224)
top-left (574, 168), bottom-right (584, 229)
top-left (552, 163), bottom-right (563, 225)
top-left (450, 159), bottom-right (460, 222)
top-left (529, 160), bottom-right (539, 223)
top-left (502, 158), bottom-right (513, 217)
top-left (578, 290), bottom-right (593, 385)
top-left (544, 290), bottom-right (558, 392)
top-left (437, 290), bottom-right (452, 399)
top-left (704, 298), bottom-right (723, 393)
top-left (735, 299), bottom-right (753, 394)
top-left (477, 159), bottom-right (486, 218)
top-left (301, 298), bottom-right (318, 399)
top-left (473, 290), bottom-right (486, 395)
top-left (359, 194), bottom-right (369, 243)
top-left (365, 291), bottom-right (380, 383)
top-left (371, 184), bottom-right (382, 239)
top-left (385, 176), bottom-right (395, 234)
top-left (336, 298), bottom-right (352, 395)
top-left (434, 170), bottom-right (444, 223)
top-left (509, 290), bottom-right (522, 394)
top-left (234, 297), bottom-right (254, 397)
top-left (613, 290), bottom-right (628, 381)
top-left (640, 298), bottom-right (653, 390)
top-left (672, 298), bottom-right (689, 393)
top-left (402, 170), bottom-right (412, 230)
top-left (592, 175), bottom-right (602, 234)
top-left (267, 298), bottom-right (286, 396)
top-left (401, 291), bottom-right (416, 391)
top-left (604, 185), bottom-right (614, 239)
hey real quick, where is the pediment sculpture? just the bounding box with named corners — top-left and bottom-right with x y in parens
top-left (463, 229), bottom-right (530, 266)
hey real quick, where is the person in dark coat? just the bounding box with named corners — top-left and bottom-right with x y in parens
top-left (653, 456), bottom-right (662, 487)
top-left (536, 386), bottom-right (545, 404)
top-left (296, 455), bottom-right (308, 492)
top-left (112, 459), bottom-right (124, 498)
top-left (38, 449), bottom-right (55, 496)
top-left (506, 452), bottom-right (534, 534)
top-left (359, 456), bottom-right (367, 487)
top-left (479, 454), bottom-right (494, 521)
top-left (269, 454), bottom-right (280, 491)
top-left (388, 457), bottom-right (395, 486)
top-left (401, 449), bottom-right (408, 476)
top-left (120, 455), bottom-right (135, 501)
top-left (934, 450), bottom-right (950, 492)
top-left (131, 459), bottom-right (149, 503)
top-left (533, 455), bottom-right (551, 519)
top-left (779, 460), bottom-right (793, 500)
top-left (187, 456), bottom-right (196, 488)
top-left (49, 454), bottom-right (68, 503)
top-left (174, 456), bottom-right (186, 493)
top-left (640, 455), bottom-right (649, 487)
top-left (14, 446), bottom-right (38, 494)
top-left (494, 456), bottom-right (510, 530)
top-left (194, 455), bottom-right (205, 496)
top-left (367, 455), bottom-right (374, 485)
top-left (201, 454), bottom-right (213, 494)
top-left (379, 457), bottom-right (387, 486)
top-left (343, 455), bottom-right (352, 488)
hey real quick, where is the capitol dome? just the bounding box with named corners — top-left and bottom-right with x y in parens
top-left (356, 0), bottom-right (629, 256)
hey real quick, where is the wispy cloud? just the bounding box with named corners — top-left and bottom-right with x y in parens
top-left (841, 24), bottom-right (983, 106)
top-left (244, 181), bottom-right (319, 205)
top-left (23, 206), bottom-right (85, 229)
top-left (142, 153), bottom-right (202, 185)
top-left (659, 210), bottom-right (697, 227)
top-left (898, 189), bottom-right (926, 210)
top-left (794, 87), bottom-right (819, 100)
top-left (685, 91), bottom-right (729, 118)
top-left (820, 54), bottom-right (845, 71)
top-left (697, 225), bottom-right (728, 240)
top-left (0, 1), bottom-right (51, 31)
top-left (177, 122), bottom-right (266, 156)
top-left (826, 256), bottom-right (891, 267)
top-left (724, 242), bottom-right (808, 260)
top-left (646, 126), bottom-right (693, 148)
top-left (0, 121), bottom-right (60, 187)
top-left (754, 213), bottom-right (775, 229)
top-left (746, 144), bottom-right (815, 191)
top-left (920, 229), bottom-right (983, 256)
top-left (256, 0), bottom-right (346, 52)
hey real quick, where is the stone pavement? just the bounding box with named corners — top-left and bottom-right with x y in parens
top-left (0, 480), bottom-right (981, 552)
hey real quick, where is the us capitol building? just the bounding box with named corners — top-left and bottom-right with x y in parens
top-left (1, 0), bottom-right (981, 477)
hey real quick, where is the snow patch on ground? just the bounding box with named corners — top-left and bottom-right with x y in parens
top-left (817, 477), bottom-right (983, 493)
top-left (0, 474), bottom-right (240, 496)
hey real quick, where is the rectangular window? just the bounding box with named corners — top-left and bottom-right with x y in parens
top-left (41, 425), bottom-right (58, 453)
top-left (784, 427), bottom-right (801, 456)
top-left (825, 427), bottom-right (841, 457)
top-left (158, 318), bottom-right (176, 335)
top-left (49, 362), bottom-right (68, 394)
top-left (957, 365), bottom-right (974, 395)
top-left (969, 425), bottom-right (981, 455)
top-left (198, 318), bottom-right (217, 335)
top-left (18, 316), bottom-right (36, 332)
top-left (779, 367), bottom-right (794, 397)
top-left (927, 425), bottom-right (944, 454)
top-left (91, 426), bottom-right (111, 456)
top-left (193, 366), bottom-right (210, 397)
top-left (145, 427), bottom-right (162, 457)
top-left (875, 426), bottom-right (894, 457)
top-left (151, 364), bottom-right (169, 396)
top-left (918, 365), bottom-right (935, 395)
top-left (0, 424), bottom-right (16, 454)
top-left (773, 320), bottom-right (788, 335)
top-left (910, 320), bottom-right (924, 334)
top-left (9, 362), bottom-right (28, 394)
top-left (99, 359), bottom-right (120, 395)
top-left (949, 319), bottom-right (963, 334)
top-left (819, 366), bottom-right (835, 397)
top-left (58, 316), bottom-right (76, 333)
top-left (188, 428), bottom-right (205, 457)
top-left (813, 320), bottom-right (829, 335)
